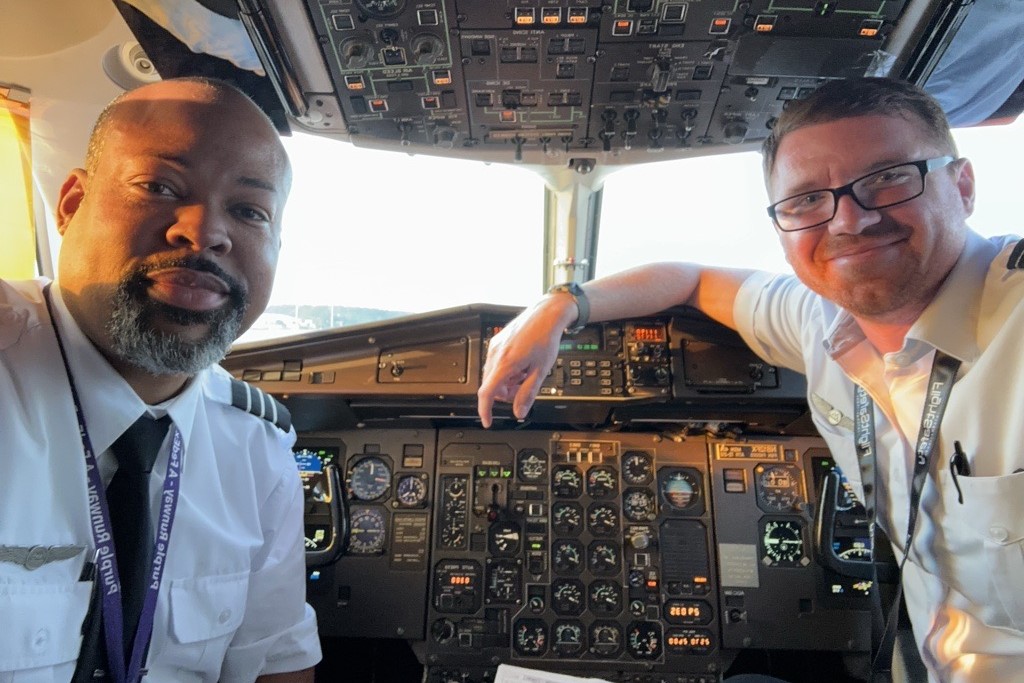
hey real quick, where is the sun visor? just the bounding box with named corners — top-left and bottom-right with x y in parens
top-left (122, 0), bottom-right (263, 75)
top-left (923, 0), bottom-right (1024, 127)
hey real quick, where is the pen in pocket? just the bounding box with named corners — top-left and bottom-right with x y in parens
top-left (949, 441), bottom-right (970, 504)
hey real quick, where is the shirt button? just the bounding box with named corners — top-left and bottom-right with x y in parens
top-left (893, 353), bottom-right (910, 366)
top-left (989, 526), bottom-right (1009, 542)
top-left (218, 609), bottom-right (232, 624)
top-left (32, 628), bottom-right (50, 653)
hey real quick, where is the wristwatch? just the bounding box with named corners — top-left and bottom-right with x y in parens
top-left (547, 282), bottom-right (590, 335)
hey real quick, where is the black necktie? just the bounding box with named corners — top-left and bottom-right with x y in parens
top-left (107, 415), bottom-right (172, 655)
top-left (73, 415), bottom-right (171, 682)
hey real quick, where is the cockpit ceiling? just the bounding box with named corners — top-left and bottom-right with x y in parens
top-left (115, 0), bottom-right (1024, 168)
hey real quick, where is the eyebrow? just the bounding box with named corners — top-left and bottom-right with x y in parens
top-left (781, 156), bottom-right (923, 196)
top-left (151, 152), bottom-right (281, 193)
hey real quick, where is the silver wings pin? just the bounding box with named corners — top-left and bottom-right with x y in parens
top-left (0, 544), bottom-right (86, 570)
top-left (810, 393), bottom-right (855, 430)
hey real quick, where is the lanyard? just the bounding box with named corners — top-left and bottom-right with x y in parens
top-left (853, 350), bottom-right (961, 558)
top-left (45, 285), bottom-right (183, 683)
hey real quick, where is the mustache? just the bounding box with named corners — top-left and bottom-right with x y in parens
top-left (819, 222), bottom-right (910, 257)
top-left (122, 255), bottom-right (248, 323)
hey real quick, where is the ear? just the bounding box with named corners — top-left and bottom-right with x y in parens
top-left (954, 158), bottom-right (975, 217)
top-left (56, 169), bottom-right (87, 236)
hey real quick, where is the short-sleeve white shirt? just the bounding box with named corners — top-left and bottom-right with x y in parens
top-left (733, 230), bottom-right (1024, 682)
top-left (0, 279), bottom-right (321, 682)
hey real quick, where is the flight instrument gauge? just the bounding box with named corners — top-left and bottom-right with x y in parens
top-left (623, 488), bottom-right (657, 522)
top-left (552, 465), bottom-right (583, 498)
top-left (348, 506), bottom-right (386, 554)
top-left (349, 456), bottom-right (392, 500)
top-left (588, 541), bottom-right (620, 575)
top-left (622, 451), bottom-right (654, 485)
top-left (589, 621), bottom-right (623, 657)
top-left (395, 474), bottom-right (427, 507)
top-left (552, 579), bottom-right (585, 615)
top-left (552, 539), bottom-right (584, 574)
top-left (588, 579), bottom-right (622, 615)
top-left (627, 621), bottom-right (663, 659)
top-left (660, 468), bottom-right (702, 512)
top-left (587, 466), bottom-right (618, 498)
top-left (587, 503), bottom-right (619, 536)
top-left (517, 449), bottom-right (547, 482)
top-left (513, 619), bottom-right (548, 656)
top-left (552, 621), bottom-right (586, 656)
top-left (760, 519), bottom-right (806, 566)
top-left (552, 502), bottom-right (583, 535)
top-left (755, 463), bottom-right (804, 512)
top-left (354, 0), bottom-right (407, 19)
top-left (488, 521), bottom-right (522, 556)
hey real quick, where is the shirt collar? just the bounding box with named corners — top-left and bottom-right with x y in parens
top-left (48, 283), bottom-right (203, 454)
top-left (905, 230), bottom-right (996, 363)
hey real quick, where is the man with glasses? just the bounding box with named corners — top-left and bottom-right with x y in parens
top-left (478, 78), bottom-right (1024, 680)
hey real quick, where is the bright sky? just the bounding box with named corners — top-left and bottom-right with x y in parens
top-left (269, 115), bottom-right (1024, 315)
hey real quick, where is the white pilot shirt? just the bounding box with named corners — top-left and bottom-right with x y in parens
top-left (0, 279), bottom-right (321, 682)
top-left (734, 230), bottom-right (1024, 682)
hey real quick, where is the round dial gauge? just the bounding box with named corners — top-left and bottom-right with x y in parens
top-left (761, 519), bottom-right (805, 566)
top-left (588, 541), bottom-right (620, 575)
top-left (513, 619), bottom-right (548, 656)
top-left (627, 621), bottom-right (663, 659)
top-left (660, 469), bottom-right (701, 511)
top-left (552, 579), bottom-right (585, 615)
top-left (552, 539), bottom-right (584, 574)
top-left (755, 464), bottom-right (804, 512)
top-left (517, 449), bottom-right (547, 482)
top-left (622, 451), bottom-right (654, 485)
top-left (354, 0), bottom-right (407, 19)
top-left (486, 560), bottom-right (522, 603)
top-left (348, 506), bottom-right (386, 554)
top-left (396, 474), bottom-right (427, 506)
top-left (349, 456), bottom-right (392, 500)
top-left (587, 503), bottom-right (619, 535)
top-left (623, 488), bottom-right (656, 522)
top-left (488, 521), bottom-right (522, 556)
top-left (552, 502), bottom-right (583, 535)
top-left (587, 466), bottom-right (618, 498)
top-left (588, 579), bottom-right (622, 615)
top-left (552, 621), bottom-right (585, 656)
top-left (589, 621), bottom-right (623, 657)
top-left (553, 465), bottom-right (583, 498)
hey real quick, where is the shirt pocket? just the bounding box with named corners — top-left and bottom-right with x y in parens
top-left (934, 469), bottom-right (1024, 631)
top-left (0, 581), bottom-right (92, 681)
top-left (160, 571), bottom-right (249, 676)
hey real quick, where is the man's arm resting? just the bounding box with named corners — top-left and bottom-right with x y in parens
top-left (477, 262), bottom-right (755, 426)
top-left (255, 666), bottom-right (315, 683)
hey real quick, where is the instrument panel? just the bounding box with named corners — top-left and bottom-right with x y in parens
top-left (227, 306), bottom-right (873, 680)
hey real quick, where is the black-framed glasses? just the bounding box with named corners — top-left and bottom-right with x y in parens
top-left (766, 156), bottom-right (957, 232)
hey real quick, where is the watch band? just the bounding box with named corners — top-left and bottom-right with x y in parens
top-left (548, 282), bottom-right (590, 334)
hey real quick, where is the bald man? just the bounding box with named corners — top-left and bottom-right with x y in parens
top-left (0, 79), bottom-right (319, 682)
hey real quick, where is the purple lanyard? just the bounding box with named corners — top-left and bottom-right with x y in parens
top-left (45, 285), bottom-right (183, 683)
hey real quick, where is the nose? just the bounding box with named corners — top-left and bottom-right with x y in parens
top-left (165, 203), bottom-right (232, 255)
top-left (827, 192), bottom-right (880, 236)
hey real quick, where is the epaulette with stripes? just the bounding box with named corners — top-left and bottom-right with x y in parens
top-left (1007, 239), bottom-right (1024, 270)
top-left (229, 378), bottom-right (292, 433)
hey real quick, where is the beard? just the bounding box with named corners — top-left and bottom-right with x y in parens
top-left (106, 256), bottom-right (248, 375)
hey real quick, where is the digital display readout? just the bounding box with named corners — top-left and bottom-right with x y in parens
top-left (558, 327), bottom-right (602, 352)
top-left (449, 575), bottom-right (472, 586)
top-left (632, 325), bottom-right (665, 343)
top-left (293, 446), bottom-right (338, 502)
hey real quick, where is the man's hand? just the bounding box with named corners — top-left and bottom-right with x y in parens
top-left (477, 294), bottom-right (578, 428)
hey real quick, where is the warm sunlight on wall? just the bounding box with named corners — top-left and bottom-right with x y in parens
top-left (0, 90), bottom-right (35, 279)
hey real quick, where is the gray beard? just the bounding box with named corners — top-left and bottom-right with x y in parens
top-left (105, 265), bottom-right (247, 375)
